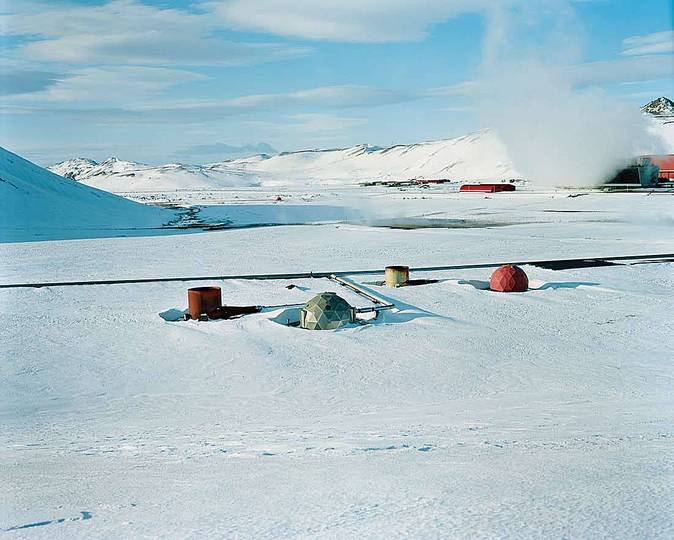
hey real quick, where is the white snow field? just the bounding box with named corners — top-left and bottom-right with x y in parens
top-left (2, 169), bottom-right (674, 538)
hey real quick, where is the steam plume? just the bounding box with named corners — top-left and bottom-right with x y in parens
top-left (476, 1), bottom-right (664, 187)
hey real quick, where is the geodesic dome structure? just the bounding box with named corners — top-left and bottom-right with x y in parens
top-left (490, 264), bottom-right (529, 292)
top-left (300, 292), bottom-right (354, 330)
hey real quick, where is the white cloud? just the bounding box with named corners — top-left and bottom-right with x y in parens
top-left (1, 0), bottom-right (196, 38)
top-left (243, 113), bottom-right (367, 150)
top-left (206, 0), bottom-right (585, 47)
top-left (425, 55), bottom-right (674, 102)
top-left (1, 85), bottom-right (413, 124)
top-left (133, 85), bottom-right (416, 114)
top-left (422, 81), bottom-right (480, 97)
top-left (246, 113), bottom-right (366, 134)
top-left (206, 0), bottom-right (484, 43)
top-left (2, 0), bottom-right (576, 56)
top-left (10, 67), bottom-right (207, 104)
top-left (0, 69), bottom-right (64, 96)
top-left (565, 55), bottom-right (674, 86)
top-left (20, 33), bottom-right (308, 67)
top-left (1, 0), bottom-right (309, 66)
top-left (622, 31), bottom-right (674, 56)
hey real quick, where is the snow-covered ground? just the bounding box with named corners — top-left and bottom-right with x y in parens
top-left (2, 184), bottom-right (674, 537)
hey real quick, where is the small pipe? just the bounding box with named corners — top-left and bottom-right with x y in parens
top-left (354, 305), bottom-right (394, 313)
top-left (260, 302), bottom-right (305, 309)
top-left (329, 274), bottom-right (395, 309)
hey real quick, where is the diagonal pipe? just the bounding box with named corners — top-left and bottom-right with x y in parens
top-left (328, 274), bottom-right (395, 312)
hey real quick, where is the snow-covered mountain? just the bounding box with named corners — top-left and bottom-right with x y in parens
top-left (48, 157), bottom-right (98, 180)
top-left (49, 130), bottom-right (518, 192)
top-left (223, 130), bottom-right (516, 184)
top-left (0, 146), bottom-right (169, 242)
top-left (642, 96), bottom-right (674, 117)
top-left (49, 156), bottom-right (254, 191)
top-left (50, 157), bottom-right (145, 181)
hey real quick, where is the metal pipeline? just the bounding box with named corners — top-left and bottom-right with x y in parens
top-left (2, 253), bottom-right (673, 289)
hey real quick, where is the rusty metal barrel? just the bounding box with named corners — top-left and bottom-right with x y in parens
top-left (384, 265), bottom-right (409, 287)
top-left (187, 286), bottom-right (222, 319)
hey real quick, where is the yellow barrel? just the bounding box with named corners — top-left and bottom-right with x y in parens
top-left (384, 265), bottom-right (409, 287)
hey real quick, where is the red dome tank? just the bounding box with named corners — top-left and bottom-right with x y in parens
top-left (490, 265), bottom-right (529, 292)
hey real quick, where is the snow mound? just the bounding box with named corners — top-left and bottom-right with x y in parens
top-left (49, 130), bottom-right (518, 192)
top-left (0, 146), bottom-right (170, 242)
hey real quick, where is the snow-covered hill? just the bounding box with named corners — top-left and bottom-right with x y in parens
top-left (0, 146), bottom-right (170, 242)
top-left (223, 130), bottom-right (516, 185)
top-left (49, 130), bottom-right (518, 192)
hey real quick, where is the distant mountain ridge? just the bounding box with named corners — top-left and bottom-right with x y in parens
top-left (49, 130), bottom-right (518, 192)
top-left (49, 97), bottom-right (674, 193)
top-left (50, 157), bottom-right (141, 181)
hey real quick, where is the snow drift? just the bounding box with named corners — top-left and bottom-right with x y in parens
top-left (0, 146), bottom-right (170, 243)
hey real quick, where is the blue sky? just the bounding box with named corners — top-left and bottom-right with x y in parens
top-left (0, 0), bottom-right (672, 164)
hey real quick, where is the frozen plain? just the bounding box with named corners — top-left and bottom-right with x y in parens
top-left (2, 188), bottom-right (674, 538)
